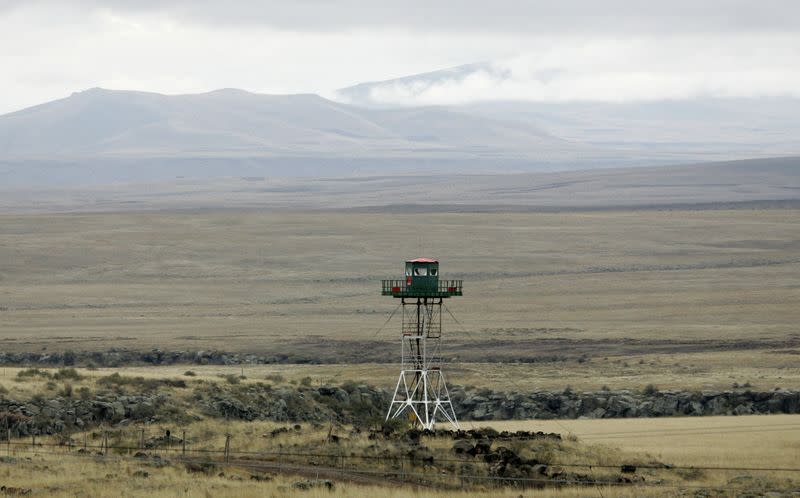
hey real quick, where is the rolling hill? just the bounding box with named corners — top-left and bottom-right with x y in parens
top-left (0, 87), bottom-right (576, 159)
top-left (2, 80), bottom-right (800, 188)
top-left (338, 63), bottom-right (800, 159)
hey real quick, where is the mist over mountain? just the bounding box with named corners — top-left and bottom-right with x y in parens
top-left (0, 86), bottom-right (609, 186)
top-left (2, 67), bottom-right (800, 187)
top-left (337, 63), bottom-right (800, 158)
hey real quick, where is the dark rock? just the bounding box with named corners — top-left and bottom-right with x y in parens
top-left (452, 439), bottom-right (474, 454)
top-left (532, 464), bottom-right (548, 475)
top-left (292, 479), bottom-right (334, 490)
top-left (470, 438), bottom-right (492, 455)
top-left (0, 486), bottom-right (32, 495)
top-left (185, 462), bottom-right (216, 474)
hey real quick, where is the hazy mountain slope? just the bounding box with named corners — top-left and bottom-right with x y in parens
top-left (0, 87), bottom-right (569, 159)
top-left (337, 64), bottom-right (800, 158)
top-left (3, 83), bottom-right (799, 188)
top-left (463, 98), bottom-right (800, 155)
top-left (0, 88), bottom-right (394, 156)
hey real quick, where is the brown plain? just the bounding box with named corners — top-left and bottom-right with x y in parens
top-left (0, 208), bottom-right (799, 392)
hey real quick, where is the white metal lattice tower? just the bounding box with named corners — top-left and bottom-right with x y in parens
top-left (381, 258), bottom-right (462, 430)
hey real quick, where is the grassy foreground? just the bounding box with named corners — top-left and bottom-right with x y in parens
top-left (0, 413), bottom-right (797, 497)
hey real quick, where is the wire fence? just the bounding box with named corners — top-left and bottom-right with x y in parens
top-left (3, 425), bottom-right (800, 494)
top-left (3, 440), bottom-right (795, 494)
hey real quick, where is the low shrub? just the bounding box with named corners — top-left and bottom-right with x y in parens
top-left (220, 374), bottom-right (240, 385)
top-left (98, 373), bottom-right (186, 390)
top-left (16, 368), bottom-right (51, 379)
top-left (53, 368), bottom-right (83, 381)
top-left (643, 384), bottom-right (659, 395)
top-left (265, 373), bottom-right (284, 383)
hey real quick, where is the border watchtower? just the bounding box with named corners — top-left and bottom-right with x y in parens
top-left (381, 258), bottom-right (462, 429)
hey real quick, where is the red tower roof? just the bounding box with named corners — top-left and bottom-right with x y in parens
top-left (406, 257), bottom-right (438, 263)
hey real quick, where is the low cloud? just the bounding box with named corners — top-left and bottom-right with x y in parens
top-left (0, 2), bottom-right (798, 114)
top-left (3, 1), bottom-right (799, 34)
top-left (349, 34), bottom-right (800, 105)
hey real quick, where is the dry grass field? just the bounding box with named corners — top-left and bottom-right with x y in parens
top-left (1, 208), bottom-right (799, 391)
top-left (475, 415), bottom-right (800, 469)
top-left (1, 348), bottom-right (794, 396)
top-left (1, 413), bottom-right (797, 497)
top-left (0, 457), bottom-right (670, 498)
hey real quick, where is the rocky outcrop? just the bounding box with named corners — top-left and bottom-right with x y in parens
top-left (0, 382), bottom-right (390, 437)
top-left (1, 384), bottom-right (798, 438)
top-left (450, 386), bottom-right (800, 420)
top-left (0, 393), bottom-right (168, 436)
top-left (196, 382), bottom-right (388, 424)
top-left (0, 349), bottom-right (296, 367)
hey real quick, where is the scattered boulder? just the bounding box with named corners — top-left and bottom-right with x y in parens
top-left (0, 486), bottom-right (32, 496)
top-left (292, 479), bottom-right (334, 490)
top-left (250, 473), bottom-right (273, 482)
top-left (185, 462), bottom-right (216, 475)
top-left (452, 439), bottom-right (474, 455)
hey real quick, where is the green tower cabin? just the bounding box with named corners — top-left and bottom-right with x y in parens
top-left (381, 258), bottom-right (462, 430)
top-left (381, 258), bottom-right (462, 298)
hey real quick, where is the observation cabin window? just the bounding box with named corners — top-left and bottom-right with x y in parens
top-left (430, 268), bottom-right (438, 276)
top-left (413, 267), bottom-right (428, 276)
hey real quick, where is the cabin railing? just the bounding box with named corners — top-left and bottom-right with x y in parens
top-left (381, 279), bottom-right (463, 296)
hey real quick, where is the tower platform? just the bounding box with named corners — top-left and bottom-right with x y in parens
top-left (381, 279), bottom-right (463, 298)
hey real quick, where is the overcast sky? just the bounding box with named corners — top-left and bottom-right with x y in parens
top-left (1, 0), bottom-right (799, 114)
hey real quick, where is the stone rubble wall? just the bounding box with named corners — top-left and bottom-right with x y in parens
top-left (1, 383), bottom-right (798, 438)
top-left (450, 386), bottom-right (800, 420)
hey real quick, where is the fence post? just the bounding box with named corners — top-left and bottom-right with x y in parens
top-left (224, 434), bottom-right (231, 463)
top-left (31, 433), bottom-right (35, 451)
top-left (182, 430), bottom-right (186, 457)
top-left (102, 431), bottom-right (108, 455)
top-left (140, 428), bottom-right (145, 450)
top-left (6, 429), bottom-right (9, 456)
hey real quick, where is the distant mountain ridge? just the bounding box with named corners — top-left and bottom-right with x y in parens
top-left (2, 70), bottom-right (800, 187)
top-left (0, 87), bottom-right (571, 160)
top-left (337, 62), bottom-right (800, 158)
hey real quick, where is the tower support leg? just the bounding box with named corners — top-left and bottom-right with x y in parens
top-left (386, 368), bottom-right (459, 430)
top-left (387, 297), bottom-right (458, 430)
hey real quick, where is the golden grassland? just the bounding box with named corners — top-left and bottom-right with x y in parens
top-left (3, 348), bottom-right (800, 400)
top-left (0, 209), bottom-right (798, 351)
top-left (474, 415), bottom-right (800, 469)
top-left (0, 208), bottom-right (799, 394)
top-left (2, 414), bottom-right (798, 497)
top-left (2, 365), bottom-right (799, 496)
top-left (0, 457), bottom-right (667, 498)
